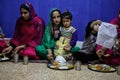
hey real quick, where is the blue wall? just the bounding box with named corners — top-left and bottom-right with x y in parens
top-left (0, 0), bottom-right (120, 41)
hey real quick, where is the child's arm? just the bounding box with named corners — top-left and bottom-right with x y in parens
top-left (64, 44), bottom-right (71, 52)
top-left (69, 30), bottom-right (78, 47)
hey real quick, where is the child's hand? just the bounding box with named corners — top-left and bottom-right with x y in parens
top-left (103, 54), bottom-right (110, 57)
top-left (12, 45), bottom-right (25, 54)
top-left (55, 44), bottom-right (59, 49)
top-left (63, 45), bottom-right (71, 52)
top-left (96, 20), bottom-right (102, 25)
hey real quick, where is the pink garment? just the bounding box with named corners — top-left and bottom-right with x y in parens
top-left (110, 17), bottom-right (120, 26)
top-left (110, 9), bottom-right (120, 27)
top-left (19, 47), bottom-right (39, 59)
top-left (110, 17), bottom-right (120, 33)
top-left (0, 40), bottom-right (7, 52)
top-left (10, 3), bottom-right (45, 59)
top-left (108, 10), bottom-right (120, 65)
top-left (96, 45), bottom-right (120, 65)
top-left (110, 14), bottom-right (120, 37)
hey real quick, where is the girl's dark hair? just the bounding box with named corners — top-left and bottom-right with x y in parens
top-left (20, 3), bottom-right (30, 12)
top-left (85, 20), bottom-right (96, 39)
top-left (62, 10), bottom-right (72, 20)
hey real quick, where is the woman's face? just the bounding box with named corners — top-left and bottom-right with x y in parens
top-left (52, 11), bottom-right (61, 26)
top-left (20, 8), bottom-right (30, 20)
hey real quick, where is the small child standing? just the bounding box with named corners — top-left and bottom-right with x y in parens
top-left (54, 10), bottom-right (79, 60)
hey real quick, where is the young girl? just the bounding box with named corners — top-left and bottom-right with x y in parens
top-left (73, 20), bottom-right (101, 63)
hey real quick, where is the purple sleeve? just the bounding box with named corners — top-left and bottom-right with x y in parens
top-left (70, 30), bottom-right (78, 47)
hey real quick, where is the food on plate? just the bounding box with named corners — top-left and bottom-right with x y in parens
top-left (68, 64), bottom-right (74, 69)
top-left (88, 64), bottom-right (116, 72)
top-left (53, 61), bottom-right (59, 66)
top-left (48, 62), bottom-right (74, 70)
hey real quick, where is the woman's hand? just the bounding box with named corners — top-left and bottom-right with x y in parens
top-left (115, 38), bottom-right (120, 48)
top-left (115, 25), bottom-right (119, 28)
top-left (96, 49), bottom-right (105, 60)
top-left (55, 30), bottom-right (59, 34)
top-left (47, 53), bottom-right (53, 60)
top-left (54, 30), bottom-right (59, 38)
top-left (2, 46), bottom-right (13, 54)
top-left (13, 45), bottom-right (26, 54)
top-left (47, 49), bottom-right (53, 60)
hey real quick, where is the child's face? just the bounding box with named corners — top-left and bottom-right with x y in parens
top-left (93, 24), bottom-right (99, 32)
top-left (91, 20), bottom-right (101, 33)
top-left (52, 11), bottom-right (61, 26)
top-left (62, 18), bottom-right (71, 28)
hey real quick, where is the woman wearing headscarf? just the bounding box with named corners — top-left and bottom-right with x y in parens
top-left (36, 8), bottom-right (62, 60)
top-left (2, 2), bottom-right (45, 60)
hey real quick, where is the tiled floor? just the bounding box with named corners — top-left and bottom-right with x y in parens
top-left (0, 61), bottom-right (120, 80)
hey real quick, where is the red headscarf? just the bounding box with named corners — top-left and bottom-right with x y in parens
top-left (10, 2), bottom-right (45, 47)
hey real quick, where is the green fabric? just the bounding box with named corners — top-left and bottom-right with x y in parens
top-left (71, 46), bottom-right (80, 53)
top-left (36, 45), bottom-right (47, 59)
top-left (36, 24), bottom-right (80, 59)
top-left (42, 23), bottom-right (56, 49)
top-left (36, 23), bottom-right (56, 59)
top-left (36, 8), bottom-right (63, 59)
